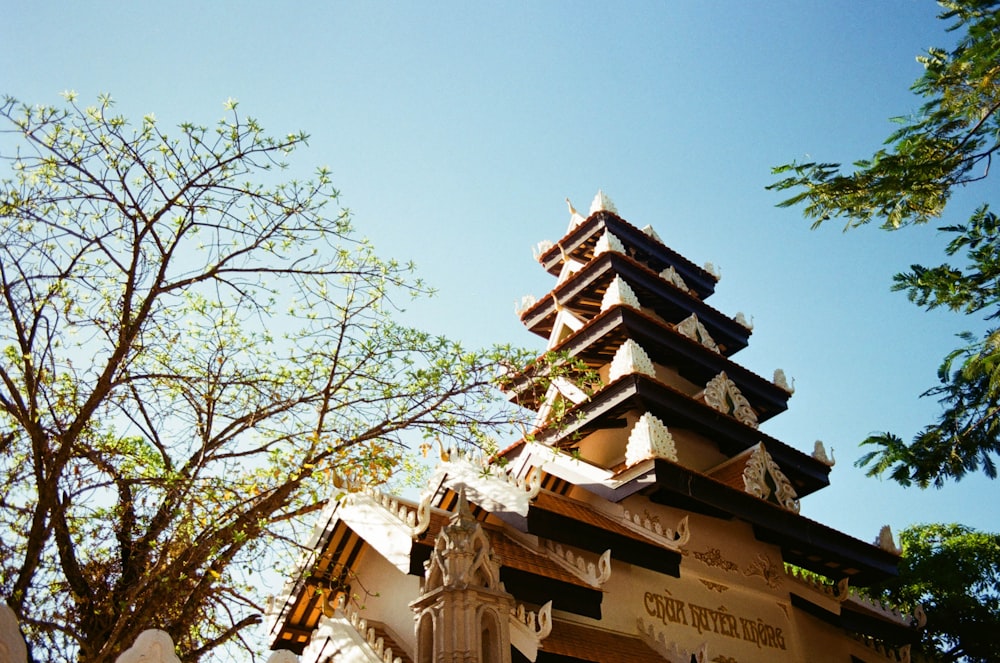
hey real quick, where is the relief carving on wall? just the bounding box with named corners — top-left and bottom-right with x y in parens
top-left (692, 547), bottom-right (739, 573)
top-left (699, 579), bottom-right (730, 593)
top-left (742, 553), bottom-right (783, 590)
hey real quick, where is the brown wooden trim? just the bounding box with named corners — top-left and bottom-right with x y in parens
top-left (534, 373), bottom-right (830, 498)
top-left (526, 506), bottom-right (681, 578)
top-left (521, 251), bottom-right (747, 355)
top-left (790, 594), bottom-right (918, 645)
top-left (508, 305), bottom-right (789, 422)
top-left (649, 459), bottom-right (898, 585)
top-left (538, 211), bottom-right (718, 299)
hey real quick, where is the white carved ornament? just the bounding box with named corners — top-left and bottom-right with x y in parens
top-left (594, 230), bottom-right (626, 257)
top-left (589, 189), bottom-right (618, 215)
top-left (854, 638), bottom-right (911, 663)
top-left (555, 257), bottom-right (586, 286)
top-left (621, 510), bottom-right (690, 550)
top-left (641, 224), bottom-right (663, 243)
top-left (703, 371), bottom-right (759, 429)
top-left (514, 294), bottom-right (537, 316)
top-left (542, 541), bottom-right (612, 586)
top-left (876, 525), bottom-right (903, 555)
top-left (608, 339), bottom-right (656, 382)
top-left (734, 311), bottom-right (753, 330)
top-left (566, 197), bottom-right (587, 230)
top-left (424, 491), bottom-right (502, 592)
top-left (812, 440), bottom-right (836, 467)
top-left (675, 314), bottom-right (719, 353)
top-left (743, 443), bottom-right (800, 513)
top-left (115, 630), bottom-right (182, 663)
top-left (533, 240), bottom-right (554, 261)
top-left (636, 618), bottom-right (708, 663)
top-left (600, 275), bottom-right (641, 312)
top-left (509, 600), bottom-right (553, 662)
top-left (434, 456), bottom-right (542, 523)
top-left (334, 598), bottom-right (405, 663)
top-left (354, 484), bottom-right (432, 537)
top-left (786, 565), bottom-right (851, 603)
top-left (659, 265), bottom-right (691, 293)
top-left (510, 601), bottom-right (552, 642)
top-left (625, 412), bottom-right (678, 467)
top-left (773, 368), bottom-right (795, 394)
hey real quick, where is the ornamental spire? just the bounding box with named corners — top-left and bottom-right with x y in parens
top-left (589, 189), bottom-right (618, 215)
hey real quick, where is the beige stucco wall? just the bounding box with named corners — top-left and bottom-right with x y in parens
top-left (346, 547), bottom-right (421, 658)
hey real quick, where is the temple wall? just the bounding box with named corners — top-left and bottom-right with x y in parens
top-left (567, 497), bottom-right (806, 661)
top-left (347, 547), bottom-right (420, 655)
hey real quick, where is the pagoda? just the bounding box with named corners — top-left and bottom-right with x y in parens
top-left (266, 193), bottom-right (923, 663)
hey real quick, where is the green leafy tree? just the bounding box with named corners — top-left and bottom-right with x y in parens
top-left (769, 0), bottom-right (1000, 487)
top-left (873, 524), bottom-right (1000, 662)
top-left (0, 93), bottom-right (536, 661)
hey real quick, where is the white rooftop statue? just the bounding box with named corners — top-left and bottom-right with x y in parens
top-left (589, 189), bottom-right (618, 215)
top-left (565, 197), bottom-right (586, 229)
top-left (812, 440), bottom-right (836, 467)
top-left (876, 525), bottom-right (903, 555)
top-left (0, 605), bottom-right (27, 663)
top-left (267, 651), bottom-right (301, 663)
top-left (115, 630), bottom-right (181, 663)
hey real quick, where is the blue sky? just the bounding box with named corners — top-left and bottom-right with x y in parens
top-left (4, 1), bottom-right (995, 547)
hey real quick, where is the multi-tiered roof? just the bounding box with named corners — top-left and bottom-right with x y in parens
top-left (266, 194), bottom-right (922, 663)
top-left (502, 193), bottom-right (892, 583)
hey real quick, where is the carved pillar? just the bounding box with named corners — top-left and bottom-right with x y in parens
top-left (410, 490), bottom-right (514, 663)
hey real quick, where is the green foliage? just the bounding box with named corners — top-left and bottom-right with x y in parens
top-left (858, 207), bottom-right (1000, 486)
top-left (0, 94), bottom-right (534, 661)
top-left (770, 1), bottom-right (1000, 486)
top-left (894, 206), bottom-right (1000, 315)
top-left (872, 524), bottom-right (1000, 662)
top-left (770, 1), bottom-right (1000, 231)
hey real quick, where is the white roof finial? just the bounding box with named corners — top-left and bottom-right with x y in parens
top-left (566, 197), bottom-right (586, 230)
top-left (589, 189), bottom-right (617, 215)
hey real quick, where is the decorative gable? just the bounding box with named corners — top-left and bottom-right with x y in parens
top-left (609, 339), bottom-right (656, 382)
top-left (625, 412), bottom-right (678, 467)
top-left (675, 313), bottom-right (719, 353)
top-left (600, 275), bottom-right (642, 313)
top-left (743, 443), bottom-right (800, 513)
top-left (659, 265), bottom-right (691, 293)
top-left (703, 371), bottom-right (759, 429)
top-left (594, 230), bottom-right (626, 257)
